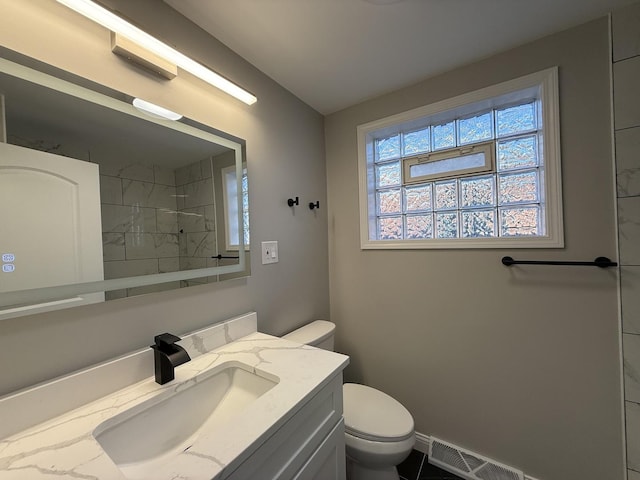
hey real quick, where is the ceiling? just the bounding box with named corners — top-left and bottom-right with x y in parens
top-left (165, 0), bottom-right (633, 115)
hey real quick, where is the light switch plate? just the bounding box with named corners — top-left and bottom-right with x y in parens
top-left (261, 241), bottom-right (278, 264)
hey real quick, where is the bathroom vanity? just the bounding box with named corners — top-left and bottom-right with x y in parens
top-left (0, 313), bottom-right (349, 479)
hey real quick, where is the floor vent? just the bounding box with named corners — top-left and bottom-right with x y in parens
top-left (429, 437), bottom-right (524, 480)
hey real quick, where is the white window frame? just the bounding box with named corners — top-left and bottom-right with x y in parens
top-left (357, 67), bottom-right (563, 249)
top-left (222, 163), bottom-right (249, 251)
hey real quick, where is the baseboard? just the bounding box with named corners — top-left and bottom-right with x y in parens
top-left (413, 432), bottom-right (541, 480)
top-left (414, 431), bottom-right (430, 454)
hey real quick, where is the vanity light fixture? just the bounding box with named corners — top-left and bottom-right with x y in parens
top-left (111, 32), bottom-right (178, 80)
top-left (55, 0), bottom-right (258, 105)
top-left (132, 98), bottom-right (182, 121)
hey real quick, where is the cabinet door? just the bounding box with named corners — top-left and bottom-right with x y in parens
top-left (226, 375), bottom-right (343, 480)
top-left (293, 419), bottom-right (346, 480)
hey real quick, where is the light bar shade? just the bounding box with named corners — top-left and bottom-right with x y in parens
top-left (56, 0), bottom-right (257, 105)
top-left (132, 98), bottom-right (182, 121)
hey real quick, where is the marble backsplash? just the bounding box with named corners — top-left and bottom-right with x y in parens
top-left (0, 312), bottom-right (258, 440)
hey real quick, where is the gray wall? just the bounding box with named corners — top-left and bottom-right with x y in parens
top-left (612, 3), bottom-right (640, 479)
top-left (325, 18), bottom-right (622, 480)
top-left (0, 0), bottom-right (329, 395)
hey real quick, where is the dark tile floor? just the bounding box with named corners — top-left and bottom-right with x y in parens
top-left (397, 449), bottom-right (464, 480)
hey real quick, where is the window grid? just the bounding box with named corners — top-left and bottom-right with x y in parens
top-left (373, 102), bottom-right (543, 240)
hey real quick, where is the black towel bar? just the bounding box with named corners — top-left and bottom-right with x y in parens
top-left (501, 256), bottom-right (617, 268)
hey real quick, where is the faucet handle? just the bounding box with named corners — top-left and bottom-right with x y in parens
top-left (154, 332), bottom-right (182, 348)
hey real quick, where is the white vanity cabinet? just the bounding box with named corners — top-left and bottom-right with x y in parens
top-left (0, 315), bottom-right (350, 480)
top-left (293, 419), bottom-right (346, 480)
top-left (226, 373), bottom-right (346, 480)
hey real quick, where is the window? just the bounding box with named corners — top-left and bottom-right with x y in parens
top-left (357, 68), bottom-right (563, 249)
top-left (222, 164), bottom-right (249, 250)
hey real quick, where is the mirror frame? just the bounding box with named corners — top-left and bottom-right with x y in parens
top-left (0, 47), bottom-right (248, 314)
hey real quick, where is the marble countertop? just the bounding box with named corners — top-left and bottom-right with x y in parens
top-left (0, 332), bottom-right (349, 479)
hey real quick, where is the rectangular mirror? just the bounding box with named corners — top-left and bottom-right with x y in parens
top-left (0, 47), bottom-right (250, 320)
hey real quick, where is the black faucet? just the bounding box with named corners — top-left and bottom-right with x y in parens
top-left (150, 333), bottom-right (191, 385)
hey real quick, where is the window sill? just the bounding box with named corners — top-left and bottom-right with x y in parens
top-left (360, 235), bottom-right (564, 250)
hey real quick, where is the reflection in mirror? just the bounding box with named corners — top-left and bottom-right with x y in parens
top-left (0, 49), bottom-right (249, 320)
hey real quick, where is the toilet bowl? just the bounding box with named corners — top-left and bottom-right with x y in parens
top-left (283, 321), bottom-right (415, 480)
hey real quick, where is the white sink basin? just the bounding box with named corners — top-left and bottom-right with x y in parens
top-left (93, 361), bottom-right (278, 479)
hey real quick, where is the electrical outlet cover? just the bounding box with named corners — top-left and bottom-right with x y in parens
top-left (261, 241), bottom-right (278, 264)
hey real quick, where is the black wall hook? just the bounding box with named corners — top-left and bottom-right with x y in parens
top-left (287, 197), bottom-right (299, 207)
top-left (309, 201), bottom-right (320, 210)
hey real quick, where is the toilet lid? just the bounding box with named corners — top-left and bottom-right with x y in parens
top-left (343, 383), bottom-right (414, 442)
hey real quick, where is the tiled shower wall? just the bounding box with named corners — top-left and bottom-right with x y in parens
top-left (99, 157), bottom-right (217, 298)
top-left (612, 3), bottom-right (640, 479)
top-left (175, 158), bottom-right (218, 287)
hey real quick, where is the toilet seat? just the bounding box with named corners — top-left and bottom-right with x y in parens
top-left (343, 383), bottom-right (414, 443)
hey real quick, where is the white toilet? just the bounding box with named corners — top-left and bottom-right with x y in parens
top-left (283, 320), bottom-right (415, 480)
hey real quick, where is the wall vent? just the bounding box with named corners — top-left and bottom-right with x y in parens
top-left (429, 437), bottom-right (524, 480)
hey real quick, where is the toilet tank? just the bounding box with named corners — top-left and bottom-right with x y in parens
top-left (282, 320), bottom-right (335, 351)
